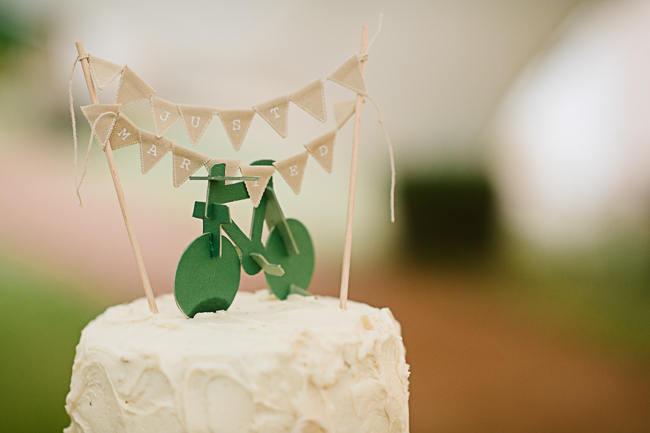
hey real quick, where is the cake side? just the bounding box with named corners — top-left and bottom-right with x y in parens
top-left (64, 290), bottom-right (410, 433)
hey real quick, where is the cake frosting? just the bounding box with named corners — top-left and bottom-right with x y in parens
top-left (64, 290), bottom-right (410, 433)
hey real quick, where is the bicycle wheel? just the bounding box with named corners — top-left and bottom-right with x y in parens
top-left (175, 233), bottom-right (241, 317)
top-left (264, 218), bottom-right (315, 300)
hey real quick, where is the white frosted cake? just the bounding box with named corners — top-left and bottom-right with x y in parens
top-left (64, 290), bottom-right (410, 433)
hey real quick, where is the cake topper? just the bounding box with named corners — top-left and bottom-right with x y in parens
top-left (68, 20), bottom-right (394, 316)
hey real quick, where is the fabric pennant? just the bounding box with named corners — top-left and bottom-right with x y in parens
top-left (216, 110), bottom-right (255, 151)
top-left (206, 158), bottom-right (241, 184)
top-left (151, 97), bottom-right (181, 136)
top-left (116, 66), bottom-right (155, 105)
top-left (108, 114), bottom-right (141, 150)
top-left (327, 54), bottom-right (368, 95)
top-left (334, 100), bottom-right (357, 129)
top-left (239, 165), bottom-right (275, 207)
top-left (273, 151), bottom-right (309, 195)
top-left (304, 130), bottom-right (336, 173)
top-left (172, 145), bottom-right (208, 187)
top-left (290, 79), bottom-right (326, 122)
top-left (81, 104), bottom-right (120, 145)
top-left (254, 96), bottom-right (290, 138)
top-left (178, 105), bottom-right (214, 145)
top-left (88, 56), bottom-right (123, 90)
top-left (139, 130), bottom-right (172, 174)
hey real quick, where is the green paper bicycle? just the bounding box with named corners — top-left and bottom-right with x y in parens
top-left (174, 160), bottom-right (315, 318)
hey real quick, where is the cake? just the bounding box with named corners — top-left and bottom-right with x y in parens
top-left (64, 290), bottom-right (410, 433)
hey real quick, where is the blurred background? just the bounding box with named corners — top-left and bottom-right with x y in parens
top-left (0, 0), bottom-right (648, 432)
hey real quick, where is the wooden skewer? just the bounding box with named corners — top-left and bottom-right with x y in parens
top-left (339, 26), bottom-right (369, 310)
top-left (75, 41), bottom-right (158, 314)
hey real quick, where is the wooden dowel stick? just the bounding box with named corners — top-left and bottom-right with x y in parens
top-left (339, 26), bottom-right (369, 310)
top-left (75, 41), bottom-right (158, 314)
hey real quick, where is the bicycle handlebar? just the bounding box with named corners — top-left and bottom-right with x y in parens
top-left (189, 175), bottom-right (260, 182)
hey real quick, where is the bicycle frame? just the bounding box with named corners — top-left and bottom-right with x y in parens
top-left (191, 161), bottom-right (299, 275)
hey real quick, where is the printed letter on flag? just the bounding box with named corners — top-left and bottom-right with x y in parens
top-left (334, 100), bottom-right (357, 129)
top-left (108, 114), bottom-right (140, 150)
top-left (304, 130), bottom-right (336, 173)
top-left (239, 165), bottom-right (275, 207)
top-left (290, 79), bottom-right (326, 122)
top-left (88, 56), bottom-right (123, 90)
top-left (206, 159), bottom-right (241, 184)
top-left (172, 145), bottom-right (207, 187)
top-left (152, 97), bottom-right (181, 135)
top-left (216, 110), bottom-right (255, 151)
top-left (254, 96), bottom-right (290, 138)
top-left (178, 105), bottom-right (214, 145)
top-left (81, 104), bottom-right (119, 145)
top-left (327, 54), bottom-right (368, 95)
top-left (116, 66), bottom-right (155, 105)
top-left (273, 151), bottom-right (309, 195)
top-left (139, 130), bottom-right (172, 174)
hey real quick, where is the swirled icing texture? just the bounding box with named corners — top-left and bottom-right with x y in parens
top-left (64, 290), bottom-right (410, 433)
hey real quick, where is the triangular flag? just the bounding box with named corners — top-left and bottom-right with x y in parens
top-left (290, 79), bottom-right (326, 122)
top-left (216, 110), bottom-right (255, 151)
top-left (334, 100), bottom-right (357, 129)
top-left (273, 151), bottom-right (309, 195)
top-left (88, 56), bottom-right (123, 90)
top-left (151, 97), bottom-right (181, 136)
top-left (327, 54), bottom-right (368, 95)
top-left (239, 165), bottom-right (275, 207)
top-left (116, 66), bottom-right (155, 105)
top-left (139, 130), bottom-right (172, 174)
top-left (172, 145), bottom-right (207, 187)
top-left (178, 105), bottom-right (214, 145)
top-left (206, 159), bottom-right (241, 184)
top-left (304, 130), bottom-right (336, 173)
top-left (81, 104), bottom-right (120, 145)
top-left (108, 114), bottom-right (141, 150)
top-left (254, 96), bottom-right (290, 138)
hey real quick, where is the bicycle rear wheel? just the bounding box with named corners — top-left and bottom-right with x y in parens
top-left (264, 218), bottom-right (315, 300)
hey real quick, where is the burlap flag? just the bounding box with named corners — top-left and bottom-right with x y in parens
top-left (216, 110), bottom-right (255, 151)
top-left (254, 96), bottom-right (290, 138)
top-left (81, 104), bottom-right (119, 145)
top-left (108, 114), bottom-right (141, 150)
top-left (304, 130), bottom-right (336, 173)
top-left (139, 130), bottom-right (172, 174)
top-left (178, 105), bottom-right (214, 145)
top-left (239, 165), bottom-right (275, 207)
top-left (273, 151), bottom-right (309, 195)
top-left (151, 97), bottom-right (181, 136)
top-left (116, 66), bottom-right (155, 105)
top-left (206, 158), bottom-right (241, 184)
top-left (334, 100), bottom-right (357, 129)
top-left (88, 56), bottom-right (123, 90)
top-left (172, 145), bottom-right (207, 187)
top-left (290, 79), bottom-right (326, 122)
top-left (327, 54), bottom-right (368, 95)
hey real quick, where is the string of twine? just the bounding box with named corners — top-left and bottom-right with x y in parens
top-left (68, 55), bottom-right (82, 205)
top-left (77, 111), bottom-right (118, 203)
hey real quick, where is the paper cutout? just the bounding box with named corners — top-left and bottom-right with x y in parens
top-left (81, 104), bottom-right (119, 145)
top-left (304, 130), bottom-right (336, 173)
top-left (327, 54), bottom-right (368, 95)
top-left (88, 56), bottom-right (123, 90)
top-left (273, 151), bottom-right (309, 195)
top-left (151, 97), bottom-right (181, 135)
top-left (206, 158), bottom-right (241, 184)
top-left (334, 100), bottom-right (357, 129)
top-left (139, 130), bottom-right (172, 174)
top-left (172, 145), bottom-right (207, 187)
top-left (108, 114), bottom-right (141, 150)
top-left (216, 110), bottom-right (255, 151)
top-left (178, 105), bottom-right (214, 145)
top-left (254, 96), bottom-right (290, 138)
top-left (290, 79), bottom-right (326, 122)
top-left (116, 66), bottom-right (155, 105)
top-left (239, 165), bottom-right (275, 206)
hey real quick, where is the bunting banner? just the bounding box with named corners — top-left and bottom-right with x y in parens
top-left (206, 158), bottom-right (241, 184)
top-left (139, 130), bottom-right (172, 174)
top-left (178, 105), bottom-right (214, 145)
top-left (290, 79), bottom-right (326, 122)
top-left (327, 54), bottom-right (368, 95)
top-left (239, 165), bottom-right (275, 207)
top-left (216, 110), bottom-right (255, 151)
top-left (151, 97), bottom-right (181, 135)
top-left (108, 114), bottom-right (141, 150)
top-left (172, 145), bottom-right (208, 187)
top-left (254, 96), bottom-right (290, 138)
top-left (116, 66), bottom-right (155, 105)
top-left (304, 130), bottom-right (336, 173)
top-left (88, 56), bottom-right (123, 90)
top-left (81, 104), bottom-right (119, 145)
top-left (333, 100), bottom-right (357, 130)
top-left (273, 151), bottom-right (309, 195)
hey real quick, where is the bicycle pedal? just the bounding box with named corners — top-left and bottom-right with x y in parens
top-left (289, 284), bottom-right (312, 297)
top-left (249, 253), bottom-right (285, 277)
